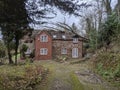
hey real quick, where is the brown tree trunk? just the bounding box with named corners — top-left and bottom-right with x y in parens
top-left (15, 37), bottom-right (19, 65)
top-left (118, 0), bottom-right (120, 16)
top-left (7, 44), bottom-right (13, 64)
top-left (103, 0), bottom-right (112, 16)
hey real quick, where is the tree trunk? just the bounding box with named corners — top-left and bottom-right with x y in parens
top-left (118, 0), bottom-right (120, 17)
top-left (103, 0), bottom-right (112, 16)
top-left (118, 0), bottom-right (120, 11)
top-left (7, 44), bottom-right (13, 64)
top-left (15, 37), bottom-right (19, 65)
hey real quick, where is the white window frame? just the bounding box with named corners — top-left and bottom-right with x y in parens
top-left (62, 35), bottom-right (66, 39)
top-left (40, 48), bottom-right (48, 55)
top-left (61, 48), bottom-right (67, 54)
top-left (40, 35), bottom-right (48, 42)
top-left (73, 38), bottom-right (78, 43)
top-left (72, 48), bottom-right (78, 58)
top-left (53, 35), bottom-right (57, 38)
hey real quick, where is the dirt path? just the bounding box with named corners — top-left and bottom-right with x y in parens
top-left (35, 60), bottom-right (119, 90)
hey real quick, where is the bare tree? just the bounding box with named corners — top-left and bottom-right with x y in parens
top-left (103, 0), bottom-right (112, 16)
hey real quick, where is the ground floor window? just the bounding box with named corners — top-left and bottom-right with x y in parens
top-left (61, 48), bottom-right (67, 54)
top-left (40, 48), bottom-right (48, 55)
top-left (72, 48), bottom-right (78, 58)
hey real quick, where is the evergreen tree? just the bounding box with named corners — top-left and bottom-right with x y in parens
top-left (0, 0), bottom-right (30, 64)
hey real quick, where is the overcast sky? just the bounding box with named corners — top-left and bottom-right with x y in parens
top-left (32, 0), bottom-right (118, 30)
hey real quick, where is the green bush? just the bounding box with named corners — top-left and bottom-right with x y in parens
top-left (94, 52), bottom-right (120, 82)
top-left (20, 44), bottom-right (28, 58)
top-left (113, 64), bottom-right (120, 78)
top-left (0, 64), bottom-right (49, 90)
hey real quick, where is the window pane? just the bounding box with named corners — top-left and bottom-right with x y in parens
top-left (40, 48), bottom-right (48, 55)
top-left (40, 35), bottom-right (48, 42)
top-left (61, 48), bottom-right (67, 54)
top-left (73, 38), bottom-right (78, 43)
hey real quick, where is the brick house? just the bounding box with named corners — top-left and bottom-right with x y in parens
top-left (34, 30), bottom-right (85, 60)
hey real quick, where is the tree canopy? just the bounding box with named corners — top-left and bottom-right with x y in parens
top-left (0, 0), bottom-right (30, 64)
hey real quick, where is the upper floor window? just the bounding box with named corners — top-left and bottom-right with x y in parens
top-left (62, 35), bottom-right (66, 39)
top-left (40, 48), bottom-right (48, 55)
top-left (40, 35), bottom-right (48, 42)
top-left (61, 48), bottom-right (67, 54)
top-left (53, 35), bottom-right (57, 38)
top-left (73, 38), bottom-right (78, 43)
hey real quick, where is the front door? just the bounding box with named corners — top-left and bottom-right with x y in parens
top-left (72, 48), bottom-right (78, 58)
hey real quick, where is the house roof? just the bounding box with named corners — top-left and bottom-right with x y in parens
top-left (33, 29), bottom-right (87, 41)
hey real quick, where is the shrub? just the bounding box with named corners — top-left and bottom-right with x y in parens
top-left (0, 64), bottom-right (49, 90)
top-left (94, 52), bottom-right (120, 82)
top-left (20, 44), bottom-right (28, 58)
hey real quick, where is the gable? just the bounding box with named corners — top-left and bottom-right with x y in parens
top-left (35, 30), bottom-right (52, 40)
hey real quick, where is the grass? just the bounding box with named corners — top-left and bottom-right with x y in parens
top-left (70, 72), bottom-right (84, 90)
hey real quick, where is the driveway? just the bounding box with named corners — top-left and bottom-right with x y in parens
top-left (34, 60), bottom-right (119, 90)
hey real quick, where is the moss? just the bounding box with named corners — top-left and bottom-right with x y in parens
top-left (70, 72), bottom-right (84, 90)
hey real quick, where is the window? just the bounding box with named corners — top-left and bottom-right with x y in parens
top-left (61, 48), bottom-right (67, 54)
top-left (62, 35), bottom-right (66, 39)
top-left (73, 38), bottom-right (78, 43)
top-left (72, 48), bottom-right (78, 58)
top-left (40, 35), bottom-right (48, 42)
top-left (53, 35), bottom-right (57, 38)
top-left (40, 48), bottom-right (48, 55)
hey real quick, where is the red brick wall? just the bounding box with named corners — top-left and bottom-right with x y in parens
top-left (35, 31), bottom-right (52, 60)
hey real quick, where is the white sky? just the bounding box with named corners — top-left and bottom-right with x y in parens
top-left (33, 0), bottom-right (118, 29)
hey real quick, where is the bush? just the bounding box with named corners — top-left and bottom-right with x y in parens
top-left (30, 49), bottom-right (35, 58)
top-left (0, 64), bottom-right (49, 90)
top-left (20, 44), bottom-right (28, 58)
top-left (94, 52), bottom-right (120, 82)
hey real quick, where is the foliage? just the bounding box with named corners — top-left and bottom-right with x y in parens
top-left (21, 44), bottom-right (28, 52)
top-left (98, 13), bottom-right (119, 46)
top-left (94, 52), bottom-right (120, 83)
top-left (20, 44), bottom-right (28, 58)
top-left (88, 29), bottom-right (98, 51)
top-left (30, 49), bottom-right (35, 58)
top-left (0, 63), bottom-right (49, 90)
top-left (0, 0), bottom-right (31, 64)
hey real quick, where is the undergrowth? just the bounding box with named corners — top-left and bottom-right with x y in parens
top-left (0, 63), bottom-right (49, 90)
top-left (94, 52), bottom-right (120, 85)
